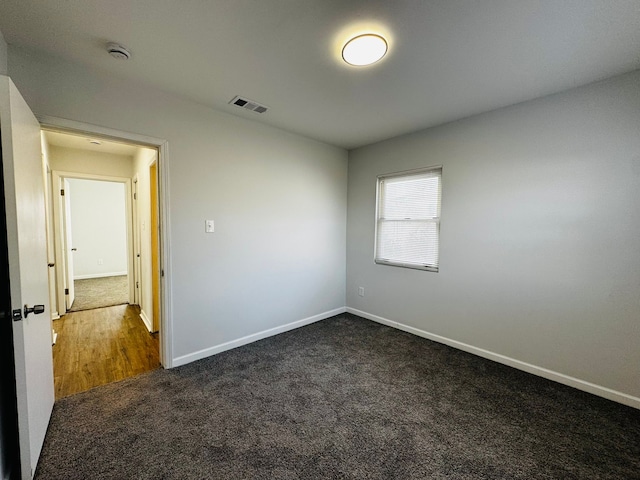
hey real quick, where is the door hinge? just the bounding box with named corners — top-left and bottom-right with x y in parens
top-left (65, 288), bottom-right (69, 295)
top-left (60, 189), bottom-right (65, 196)
top-left (134, 193), bottom-right (137, 200)
top-left (136, 281), bottom-right (139, 288)
top-left (161, 269), bottom-right (165, 277)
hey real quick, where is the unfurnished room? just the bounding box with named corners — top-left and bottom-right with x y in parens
top-left (0, 1), bottom-right (639, 479)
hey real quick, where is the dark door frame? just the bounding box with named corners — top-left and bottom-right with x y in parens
top-left (0, 130), bottom-right (22, 479)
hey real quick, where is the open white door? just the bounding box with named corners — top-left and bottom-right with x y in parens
top-left (0, 76), bottom-right (55, 479)
top-left (62, 178), bottom-right (75, 309)
top-left (133, 175), bottom-right (142, 305)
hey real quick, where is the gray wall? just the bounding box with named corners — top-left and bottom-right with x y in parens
top-left (9, 45), bottom-right (348, 364)
top-left (6, 41), bottom-right (639, 407)
top-left (347, 70), bottom-right (640, 403)
top-left (0, 29), bottom-right (6, 76)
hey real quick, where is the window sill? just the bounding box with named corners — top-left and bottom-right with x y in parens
top-left (374, 259), bottom-right (438, 272)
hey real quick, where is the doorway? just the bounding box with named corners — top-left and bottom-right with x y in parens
top-left (52, 174), bottom-right (133, 314)
top-left (41, 128), bottom-right (165, 398)
top-left (65, 179), bottom-right (129, 311)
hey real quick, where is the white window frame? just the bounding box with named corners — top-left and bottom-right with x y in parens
top-left (374, 165), bottom-right (442, 272)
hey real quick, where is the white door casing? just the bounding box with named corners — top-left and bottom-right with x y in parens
top-left (0, 76), bottom-right (55, 478)
top-left (38, 115), bottom-right (173, 368)
top-left (41, 153), bottom-right (58, 320)
top-left (51, 171), bottom-right (135, 308)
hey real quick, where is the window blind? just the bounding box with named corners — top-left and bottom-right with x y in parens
top-left (375, 167), bottom-right (442, 271)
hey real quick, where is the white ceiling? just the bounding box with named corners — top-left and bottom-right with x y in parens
top-left (43, 130), bottom-right (143, 156)
top-left (2, 0), bottom-right (639, 149)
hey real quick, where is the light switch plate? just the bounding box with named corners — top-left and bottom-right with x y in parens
top-left (205, 220), bottom-right (215, 233)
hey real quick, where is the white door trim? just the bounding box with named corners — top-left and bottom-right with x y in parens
top-left (52, 171), bottom-right (135, 307)
top-left (38, 115), bottom-right (173, 368)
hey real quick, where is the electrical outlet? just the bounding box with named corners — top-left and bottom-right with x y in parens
top-left (97, 259), bottom-right (103, 265)
top-left (358, 286), bottom-right (365, 297)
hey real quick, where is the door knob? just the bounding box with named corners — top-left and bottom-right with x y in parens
top-left (24, 304), bottom-right (45, 318)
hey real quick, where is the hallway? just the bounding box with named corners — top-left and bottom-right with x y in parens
top-left (52, 304), bottom-right (160, 399)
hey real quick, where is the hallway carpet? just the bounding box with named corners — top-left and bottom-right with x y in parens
top-left (35, 313), bottom-right (640, 479)
top-left (68, 275), bottom-right (129, 312)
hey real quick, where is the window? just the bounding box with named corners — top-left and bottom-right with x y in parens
top-left (375, 166), bottom-right (442, 272)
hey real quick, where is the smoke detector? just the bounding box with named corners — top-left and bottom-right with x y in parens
top-left (229, 96), bottom-right (268, 114)
top-left (106, 42), bottom-right (131, 60)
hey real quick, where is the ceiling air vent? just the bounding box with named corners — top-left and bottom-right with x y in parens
top-left (229, 96), bottom-right (268, 114)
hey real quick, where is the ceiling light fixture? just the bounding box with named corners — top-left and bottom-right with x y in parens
top-left (88, 139), bottom-right (102, 145)
top-left (342, 34), bottom-right (388, 66)
top-left (106, 42), bottom-right (131, 60)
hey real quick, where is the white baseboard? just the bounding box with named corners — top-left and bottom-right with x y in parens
top-left (139, 309), bottom-right (152, 333)
top-left (347, 307), bottom-right (640, 410)
top-left (74, 271), bottom-right (128, 280)
top-left (173, 307), bottom-right (347, 367)
top-left (51, 311), bottom-right (60, 320)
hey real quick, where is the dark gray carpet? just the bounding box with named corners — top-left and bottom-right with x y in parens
top-left (35, 314), bottom-right (640, 479)
top-left (69, 275), bottom-right (129, 312)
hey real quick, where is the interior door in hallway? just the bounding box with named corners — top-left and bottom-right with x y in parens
top-left (0, 75), bottom-right (55, 479)
top-left (62, 178), bottom-right (75, 310)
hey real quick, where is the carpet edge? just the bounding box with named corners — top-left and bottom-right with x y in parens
top-left (346, 307), bottom-right (640, 410)
top-left (172, 306), bottom-right (347, 367)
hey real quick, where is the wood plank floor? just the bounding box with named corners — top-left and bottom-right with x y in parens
top-left (52, 304), bottom-right (160, 399)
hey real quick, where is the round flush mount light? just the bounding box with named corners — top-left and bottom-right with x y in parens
top-left (342, 34), bottom-right (388, 66)
top-left (88, 139), bottom-right (102, 145)
top-left (106, 42), bottom-right (131, 60)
